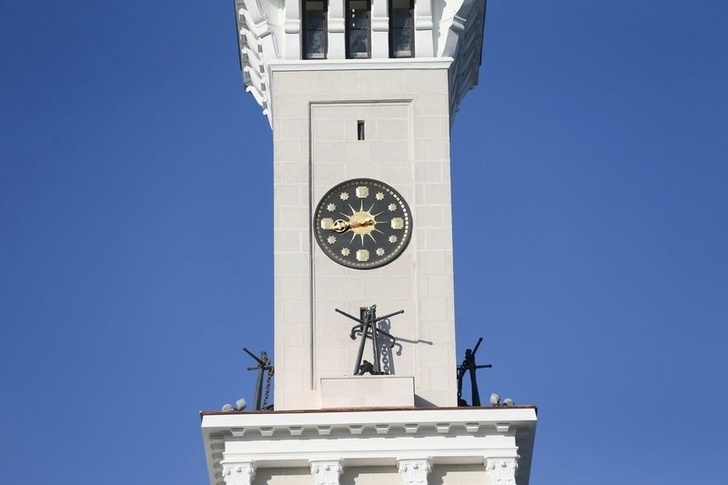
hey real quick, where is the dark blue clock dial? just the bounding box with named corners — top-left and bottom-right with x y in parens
top-left (313, 179), bottom-right (412, 269)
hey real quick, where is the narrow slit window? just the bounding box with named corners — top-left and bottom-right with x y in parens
top-left (357, 120), bottom-right (365, 140)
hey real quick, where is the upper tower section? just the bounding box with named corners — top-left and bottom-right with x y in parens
top-left (234, 0), bottom-right (487, 125)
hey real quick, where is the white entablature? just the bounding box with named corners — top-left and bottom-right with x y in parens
top-left (234, 0), bottom-right (487, 125)
top-left (202, 407), bottom-right (536, 485)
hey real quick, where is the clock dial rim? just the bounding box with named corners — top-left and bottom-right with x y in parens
top-left (313, 178), bottom-right (413, 270)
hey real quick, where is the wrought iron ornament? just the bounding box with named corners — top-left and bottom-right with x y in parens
top-left (336, 304), bottom-right (403, 375)
top-left (313, 178), bottom-right (413, 269)
top-left (243, 348), bottom-right (274, 410)
top-left (456, 337), bottom-right (492, 406)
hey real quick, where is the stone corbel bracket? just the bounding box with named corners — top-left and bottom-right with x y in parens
top-left (220, 460), bottom-right (257, 485)
top-left (235, 0), bottom-right (282, 125)
top-left (437, 0), bottom-right (488, 119)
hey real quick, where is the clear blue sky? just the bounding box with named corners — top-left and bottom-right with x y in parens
top-left (1, 1), bottom-right (727, 484)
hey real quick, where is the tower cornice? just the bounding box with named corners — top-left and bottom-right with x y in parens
top-left (202, 407), bottom-right (536, 485)
top-left (234, 0), bottom-right (488, 124)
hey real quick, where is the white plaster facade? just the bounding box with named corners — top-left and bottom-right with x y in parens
top-left (272, 64), bottom-right (457, 410)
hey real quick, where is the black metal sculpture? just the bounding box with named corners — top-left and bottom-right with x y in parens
top-left (456, 337), bottom-right (492, 406)
top-left (335, 305), bottom-right (403, 375)
top-left (243, 347), bottom-right (274, 411)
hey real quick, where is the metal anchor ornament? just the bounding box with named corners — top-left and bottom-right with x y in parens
top-left (335, 304), bottom-right (403, 375)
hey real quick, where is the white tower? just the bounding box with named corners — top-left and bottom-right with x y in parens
top-left (202, 1), bottom-right (536, 484)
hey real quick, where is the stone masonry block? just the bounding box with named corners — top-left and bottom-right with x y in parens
top-left (416, 250), bottom-right (453, 275)
top-left (274, 183), bottom-right (307, 207)
top-left (413, 140), bottom-right (448, 162)
top-left (417, 228), bottom-right (452, 251)
top-left (415, 206), bottom-right (446, 227)
top-left (418, 297), bottom-right (449, 322)
top-left (275, 276), bottom-right (305, 298)
top-left (414, 161), bottom-right (444, 183)
top-left (275, 253), bottom-right (309, 277)
top-left (421, 183), bottom-right (451, 205)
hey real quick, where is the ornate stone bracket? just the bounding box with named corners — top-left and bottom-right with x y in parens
top-left (310, 460), bottom-right (344, 485)
top-left (436, 0), bottom-right (486, 119)
top-left (397, 458), bottom-right (432, 485)
top-left (221, 460), bottom-right (257, 485)
top-left (236, 0), bottom-right (278, 125)
top-left (485, 457), bottom-right (519, 485)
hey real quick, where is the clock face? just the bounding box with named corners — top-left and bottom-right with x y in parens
top-left (313, 178), bottom-right (412, 269)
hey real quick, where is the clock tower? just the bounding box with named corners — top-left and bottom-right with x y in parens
top-left (202, 1), bottom-right (537, 484)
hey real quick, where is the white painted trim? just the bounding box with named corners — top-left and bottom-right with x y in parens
top-left (268, 58), bottom-right (453, 72)
top-left (203, 408), bottom-right (535, 485)
top-left (203, 407), bottom-right (536, 429)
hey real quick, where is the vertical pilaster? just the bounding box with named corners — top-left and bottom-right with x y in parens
top-left (310, 460), bottom-right (344, 485)
top-left (484, 457), bottom-right (519, 485)
top-left (397, 458), bottom-right (432, 485)
top-left (284, 0), bottom-right (301, 59)
top-left (414, 0), bottom-right (434, 56)
top-left (221, 460), bottom-right (257, 485)
top-left (371, 0), bottom-right (389, 58)
top-left (328, 0), bottom-right (346, 58)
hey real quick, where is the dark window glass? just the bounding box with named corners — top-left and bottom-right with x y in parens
top-left (389, 0), bottom-right (414, 57)
top-left (303, 0), bottom-right (327, 59)
top-left (346, 0), bottom-right (370, 59)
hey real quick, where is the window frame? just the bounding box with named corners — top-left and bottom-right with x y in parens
top-left (302, 0), bottom-right (328, 60)
top-left (345, 0), bottom-right (372, 59)
top-left (389, 0), bottom-right (415, 58)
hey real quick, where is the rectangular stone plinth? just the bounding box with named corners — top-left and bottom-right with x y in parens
top-left (320, 376), bottom-right (414, 409)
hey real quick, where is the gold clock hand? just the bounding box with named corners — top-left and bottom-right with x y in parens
top-left (349, 218), bottom-right (374, 229)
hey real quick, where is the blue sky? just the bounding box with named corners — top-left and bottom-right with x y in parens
top-left (1, 1), bottom-right (727, 484)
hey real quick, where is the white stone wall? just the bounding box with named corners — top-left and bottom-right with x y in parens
top-left (271, 63), bottom-right (456, 410)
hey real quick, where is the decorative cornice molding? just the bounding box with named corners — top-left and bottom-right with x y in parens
top-left (267, 58), bottom-right (453, 72)
top-left (202, 408), bottom-right (536, 485)
top-left (440, 0), bottom-right (487, 120)
top-left (236, 0), bottom-right (277, 125)
top-left (233, 0), bottom-right (486, 125)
